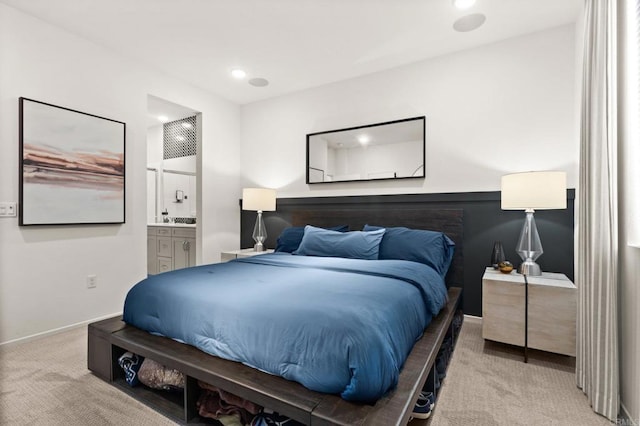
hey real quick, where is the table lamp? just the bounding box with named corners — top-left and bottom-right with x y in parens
top-left (501, 171), bottom-right (567, 276)
top-left (242, 188), bottom-right (276, 251)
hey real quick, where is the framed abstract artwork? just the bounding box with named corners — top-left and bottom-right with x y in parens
top-left (19, 98), bottom-right (126, 225)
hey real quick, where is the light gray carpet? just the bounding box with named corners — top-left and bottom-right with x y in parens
top-left (0, 327), bottom-right (175, 425)
top-left (427, 319), bottom-right (611, 426)
top-left (0, 321), bottom-right (612, 425)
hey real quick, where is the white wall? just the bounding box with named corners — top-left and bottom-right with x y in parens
top-left (0, 3), bottom-right (241, 344)
top-left (241, 25), bottom-right (578, 195)
top-left (147, 126), bottom-right (162, 223)
top-left (147, 125), bottom-right (163, 166)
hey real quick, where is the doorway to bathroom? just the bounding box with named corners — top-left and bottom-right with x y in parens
top-left (146, 95), bottom-right (201, 275)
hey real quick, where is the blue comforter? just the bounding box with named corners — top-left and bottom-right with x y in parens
top-left (123, 253), bottom-right (448, 402)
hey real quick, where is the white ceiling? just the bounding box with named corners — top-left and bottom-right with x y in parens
top-left (1, 0), bottom-right (582, 105)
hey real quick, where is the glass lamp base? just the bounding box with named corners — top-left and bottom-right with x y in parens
top-left (516, 210), bottom-right (543, 276)
top-left (518, 260), bottom-right (541, 276)
top-left (252, 210), bottom-right (267, 252)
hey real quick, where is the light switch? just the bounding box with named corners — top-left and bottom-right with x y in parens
top-left (0, 202), bottom-right (17, 217)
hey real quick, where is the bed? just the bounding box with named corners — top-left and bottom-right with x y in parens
top-left (88, 208), bottom-right (463, 425)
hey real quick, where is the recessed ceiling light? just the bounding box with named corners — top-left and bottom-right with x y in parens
top-left (231, 69), bottom-right (247, 79)
top-left (249, 77), bottom-right (269, 87)
top-left (158, 115), bottom-right (169, 123)
top-left (453, 13), bottom-right (486, 32)
top-left (181, 122), bottom-right (193, 129)
top-left (453, 0), bottom-right (476, 10)
top-left (176, 135), bottom-right (186, 142)
top-left (358, 135), bottom-right (370, 145)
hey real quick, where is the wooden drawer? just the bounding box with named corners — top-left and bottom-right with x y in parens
top-left (157, 227), bottom-right (172, 237)
top-left (157, 237), bottom-right (172, 257)
top-left (172, 227), bottom-right (195, 238)
top-left (528, 285), bottom-right (576, 356)
top-left (158, 257), bottom-right (172, 273)
top-left (147, 235), bottom-right (158, 275)
top-left (482, 278), bottom-right (525, 346)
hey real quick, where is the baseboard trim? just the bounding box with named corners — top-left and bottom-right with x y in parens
top-left (463, 314), bottom-right (482, 324)
top-left (620, 402), bottom-right (637, 425)
top-left (0, 312), bottom-right (122, 348)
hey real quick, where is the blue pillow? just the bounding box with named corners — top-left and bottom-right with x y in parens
top-left (363, 225), bottom-right (455, 277)
top-left (293, 225), bottom-right (385, 260)
top-left (275, 224), bottom-right (349, 253)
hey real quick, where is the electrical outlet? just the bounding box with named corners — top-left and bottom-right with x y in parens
top-left (0, 202), bottom-right (17, 217)
top-left (87, 275), bottom-right (97, 289)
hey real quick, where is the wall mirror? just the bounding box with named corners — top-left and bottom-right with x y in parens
top-left (306, 116), bottom-right (425, 184)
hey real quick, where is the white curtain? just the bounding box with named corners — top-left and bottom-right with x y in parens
top-left (576, 0), bottom-right (619, 421)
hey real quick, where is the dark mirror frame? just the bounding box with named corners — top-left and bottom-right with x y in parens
top-left (306, 116), bottom-right (426, 185)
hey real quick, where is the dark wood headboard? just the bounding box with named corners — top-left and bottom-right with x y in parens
top-left (292, 208), bottom-right (463, 288)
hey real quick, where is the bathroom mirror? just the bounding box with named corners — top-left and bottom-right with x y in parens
top-left (306, 116), bottom-right (425, 184)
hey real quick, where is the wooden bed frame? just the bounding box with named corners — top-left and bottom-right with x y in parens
top-left (88, 208), bottom-right (464, 425)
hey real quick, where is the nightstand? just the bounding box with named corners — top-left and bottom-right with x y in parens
top-left (482, 267), bottom-right (576, 356)
top-left (220, 248), bottom-right (274, 262)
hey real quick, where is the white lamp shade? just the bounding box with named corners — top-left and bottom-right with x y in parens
top-left (242, 188), bottom-right (276, 211)
top-left (501, 171), bottom-right (567, 210)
